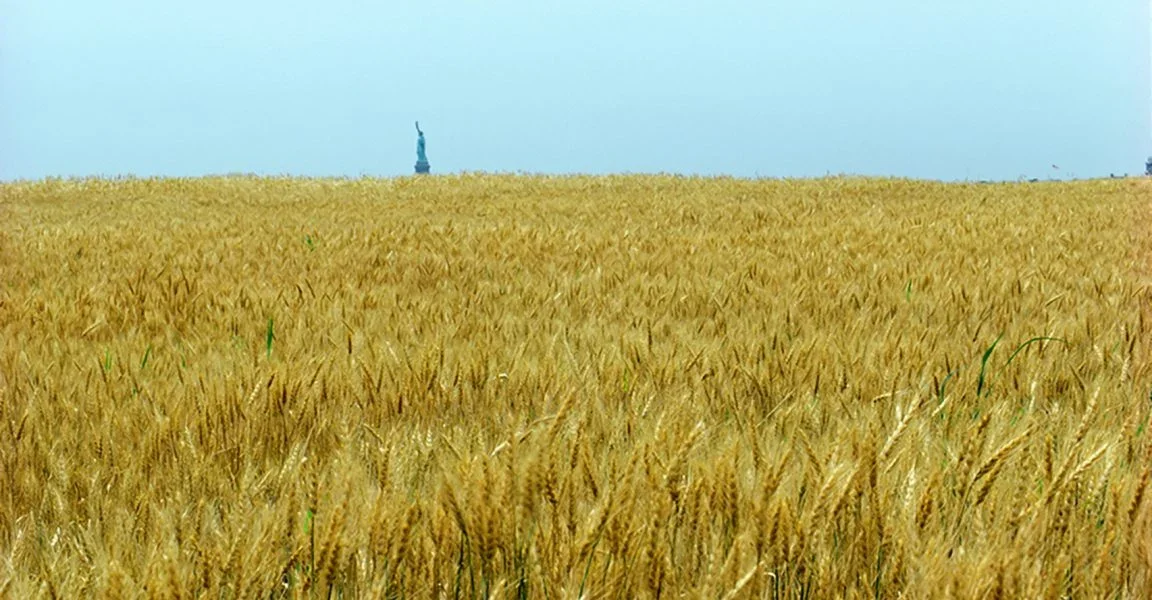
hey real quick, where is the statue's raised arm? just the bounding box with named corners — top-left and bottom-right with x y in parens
top-left (415, 121), bottom-right (423, 136)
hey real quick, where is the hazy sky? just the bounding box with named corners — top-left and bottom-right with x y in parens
top-left (2, 0), bottom-right (1149, 181)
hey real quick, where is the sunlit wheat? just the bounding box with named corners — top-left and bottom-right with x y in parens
top-left (0, 174), bottom-right (1149, 597)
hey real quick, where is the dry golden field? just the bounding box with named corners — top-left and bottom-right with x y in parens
top-left (1, 174), bottom-right (1151, 598)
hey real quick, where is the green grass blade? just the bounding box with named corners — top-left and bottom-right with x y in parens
top-left (266, 318), bottom-right (275, 359)
top-left (976, 333), bottom-right (1003, 397)
top-left (1004, 336), bottom-right (1067, 368)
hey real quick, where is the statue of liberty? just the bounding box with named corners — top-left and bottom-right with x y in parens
top-left (415, 121), bottom-right (430, 174)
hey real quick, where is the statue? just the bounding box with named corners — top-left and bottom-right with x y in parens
top-left (415, 121), bottom-right (430, 174)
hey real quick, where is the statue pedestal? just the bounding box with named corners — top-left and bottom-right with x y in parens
top-left (415, 160), bottom-right (431, 175)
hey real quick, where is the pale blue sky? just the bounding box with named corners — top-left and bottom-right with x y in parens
top-left (2, 0), bottom-right (1149, 181)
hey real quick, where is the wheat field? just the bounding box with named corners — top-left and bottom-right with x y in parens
top-left (1, 174), bottom-right (1150, 598)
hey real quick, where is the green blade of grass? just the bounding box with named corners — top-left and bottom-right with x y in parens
top-left (976, 333), bottom-right (1003, 397)
top-left (938, 369), bottom-right (957, 405)
top-left (1004, 336), bottom-right (1067, 368)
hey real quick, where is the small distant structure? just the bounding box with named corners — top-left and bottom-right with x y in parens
top-left (1146, 156), bottom-right (1152, 177)
top-left (415, 121), bottom-right (431, 175)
